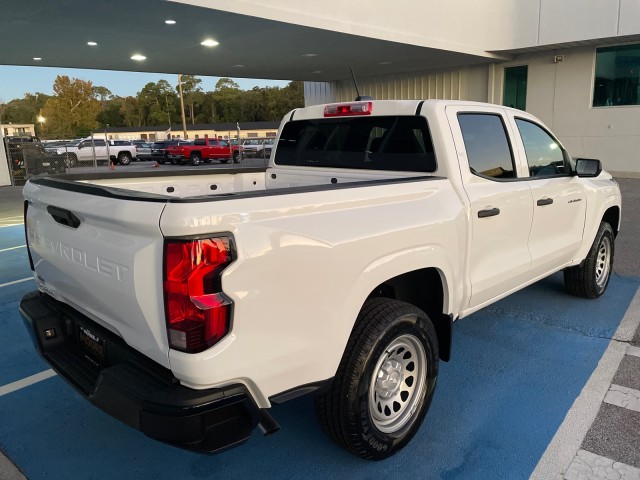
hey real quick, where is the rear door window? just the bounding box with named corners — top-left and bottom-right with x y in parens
top-left (457, 113), bottom-right (516, 180)
top-left (275, 116), bottom-right (436, 172)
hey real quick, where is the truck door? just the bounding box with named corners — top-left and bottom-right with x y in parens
top-left (92, 139), bottom-right (108, 160)
top-left (508, 116), bottom-right (587, 277)
top-left (207, 139), bottom-right (219, 158)
top-left (446, 106), bottom-right (534, 309)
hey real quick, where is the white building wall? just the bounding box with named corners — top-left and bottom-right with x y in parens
top-left (308, 65), bottom-right (491, 105)
top-left (495, 47), bottom-right (640, 176)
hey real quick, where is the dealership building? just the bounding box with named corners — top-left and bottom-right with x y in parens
top-left (1, 0), bottom-right (640, 185)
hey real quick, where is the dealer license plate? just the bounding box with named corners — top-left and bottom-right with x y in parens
top-left (78, 325), bottom-right (105, 365)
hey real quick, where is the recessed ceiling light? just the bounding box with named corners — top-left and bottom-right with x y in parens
top-left (201, 39), bottom-right (219, 47)
top-left (311, 70), bottom-right (323, 74)
top-left (165, 19), bottom-right (176, 25)
top-left (33, 57), bottom-right (42, 61)
top-left (303, 53), bottom-right (318, 57)
top-left (378, 61), bottom-right (392, 65)
top-left (233, 64), bottom-right (245, 68)
top-left (87, 41), bottom-right (98, 46)
top-left (131, 54), bottom-right (146, 61)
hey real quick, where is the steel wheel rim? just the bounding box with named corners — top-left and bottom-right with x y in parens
top-left (595, 236), bottom-right (611, 289)
top-left (368, 331), bottom-right (427, 433)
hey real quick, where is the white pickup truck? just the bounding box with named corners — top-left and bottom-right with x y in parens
top-left (52, 137), bottom-right (136, 166)
top-left (20, 99), bottom-right (621, 460)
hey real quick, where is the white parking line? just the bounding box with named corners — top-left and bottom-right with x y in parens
top-left (530, 287), bottom-right (640, 480)
top-left (564, 450), bottom-right (640, 480)
top-left (0, 370), bottom-right (57, 398)
top-left (604, 384), bottom-right (640, 413)
top-left (0, 278), bottom-right (33, 288)
top-left (0, 245), bottom-right (26, 253)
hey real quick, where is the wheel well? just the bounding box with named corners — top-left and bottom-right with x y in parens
top-left (367, 268), bottom-right (451, 361)
top-left (118, 151), bottom-right (130, 157)
top-left (603, 206), bottom-right (620, 237)
top-left (190, 151), bottom-right (201, 157)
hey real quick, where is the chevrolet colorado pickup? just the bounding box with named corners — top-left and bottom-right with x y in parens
top-left (52, 137), bottom-right (136, 166)
top-left (20, 99), bottom-right (621, 460)
top-left (166, 138), bottom-right (242, 165)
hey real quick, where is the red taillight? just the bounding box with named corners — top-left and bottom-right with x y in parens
top-left (163, 237), bottom-right (234, 353)
top-left (324, 101), bottom-right (372, 117)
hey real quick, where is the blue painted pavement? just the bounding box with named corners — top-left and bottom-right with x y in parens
top-left (0, 221), bottom-right (638, 479)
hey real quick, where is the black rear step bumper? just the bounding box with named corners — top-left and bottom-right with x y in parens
top-left (19, 290), bottom-right (263, 453)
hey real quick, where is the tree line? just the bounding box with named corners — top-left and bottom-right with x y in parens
top-left (0, 75), bottom-right (304, 139)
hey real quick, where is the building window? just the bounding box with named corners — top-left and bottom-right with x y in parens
top-left (593, 44), bottom-right (640, 107)
top-left (266, 131), bottom-right (277, 137)
top-left (247, 133), bottom-right (258, 138)
top-left (503, 66), bottom-right (528, 110)
top-left (204, 133), bottom-right (209, 138)
top-left (194, 134), bottom-right (199, 139)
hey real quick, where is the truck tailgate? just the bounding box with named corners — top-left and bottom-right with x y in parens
top-left (23, 181), bottom-right (170, 367)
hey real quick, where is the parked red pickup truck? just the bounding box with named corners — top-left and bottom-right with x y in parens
top-left (166, 138), bottom-right (242, 165)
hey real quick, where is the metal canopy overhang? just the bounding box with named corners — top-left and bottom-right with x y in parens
top-left (0, 0), bottom-right (504, 82)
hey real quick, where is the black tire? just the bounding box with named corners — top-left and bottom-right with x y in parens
top-left (233, 151), bottom-right (240, 163)
top-left (219, 158), bottom-right (229, 164)
top-left (117, 152), bottom-right (132, 166)
top-left (64, 153), bottom-right (78, 168)
top-left (190, 154), bottom-right (201, 166)
top-left (315, 298), bottom-right (438, 460)
top-left (171, 157), bottom-right (179, 165)
top-left (564, 221), bottom-right (614, 299)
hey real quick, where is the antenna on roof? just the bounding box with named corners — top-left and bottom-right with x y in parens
top-left (350, 67), bottom-right (374, 101)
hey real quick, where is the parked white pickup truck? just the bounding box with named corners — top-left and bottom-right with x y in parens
top-left (52, 137), bottom-right (136, 166)
top-left (20, 100), bottom-right (621, 460)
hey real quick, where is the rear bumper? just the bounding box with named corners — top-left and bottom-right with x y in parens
top-left (19, 290), bottom-right (261, 453)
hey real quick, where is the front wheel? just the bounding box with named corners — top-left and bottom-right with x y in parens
top-left (564, 221), bottom-right (615, 298)
top-left (190, 154), bottom-right (201, 166)
top-left (64, 153), bottom-right (78, 168)
top-left (315, 298), bottom-right (438, 460)
top-left (233, 151), bottom-right (240, 163)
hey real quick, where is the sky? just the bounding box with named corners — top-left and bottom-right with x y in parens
top-left (0, 65), bottom-right (291, 102)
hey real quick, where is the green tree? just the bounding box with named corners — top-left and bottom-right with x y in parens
top-left (137, 80), bottom-right (178, 126)
top-left (40, 76), bottom-right (100, 138)
top-left (96, 97), bottom-right (125, 127)
top-left (93, 86), bottom-right (113, 111)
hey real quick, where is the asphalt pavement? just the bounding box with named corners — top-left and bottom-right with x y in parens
top-left (0, 172), bottom-right (638, 480)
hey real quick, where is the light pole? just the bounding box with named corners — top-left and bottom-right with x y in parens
top-left (37, 115), bottom-right (45, 137)
top-left (177, 74), bottom-right (188, 139)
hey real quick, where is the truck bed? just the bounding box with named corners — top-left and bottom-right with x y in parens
top-left (30, 166), bottom-right (430, 200)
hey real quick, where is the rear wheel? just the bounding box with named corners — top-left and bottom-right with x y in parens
top-left (315, 298), bottom-right (438, 460)
top-left (233, 151), bottom-right (240, 163)
top-left (190, 154), bottom-right (201, 166)
top-left (117, 152), bottom-right (132, 166)
top-left (564, 221), bottom-right (614, 298)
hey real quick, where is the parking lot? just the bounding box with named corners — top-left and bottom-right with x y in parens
top-left (0, 177), bottom-right (638, 479)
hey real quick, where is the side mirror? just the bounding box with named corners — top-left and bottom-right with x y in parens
top-left (77, 143), bottom-right (84, 149)
top-left (575, 158), bottom-right (602, 178)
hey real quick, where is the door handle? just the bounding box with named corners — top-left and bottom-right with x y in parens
top-left (47, 206), bottom-right (81, 229)
top-left (478, 208), bottom-right (500, 218)
top-left (537, 198), bottom-right (554, 206)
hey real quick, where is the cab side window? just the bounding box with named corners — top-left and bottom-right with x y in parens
top-left (458, 113), bottom-right (516, 179)
top-left (515, 119), bottom-right (567, 177)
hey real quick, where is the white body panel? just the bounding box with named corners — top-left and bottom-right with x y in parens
top-left (23, 100), bottom-right (622, 408)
